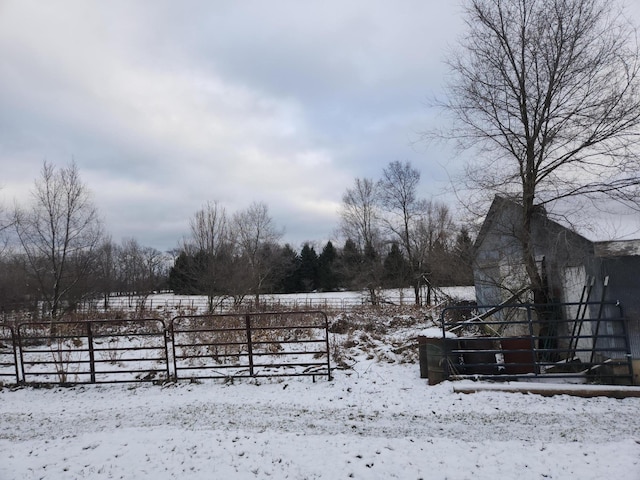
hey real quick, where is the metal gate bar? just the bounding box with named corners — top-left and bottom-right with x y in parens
top-left (17, 318), bottom-right (170, 385)
top-left (0, 323), bottom-right (19, 384)
top-left (438, 301), bottom-right (634, 385)
top-left (170, 311), bottom-right (332, 381)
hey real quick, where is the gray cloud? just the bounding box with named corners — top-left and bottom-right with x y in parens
top-left (7, 1), bottom-right (629, 251)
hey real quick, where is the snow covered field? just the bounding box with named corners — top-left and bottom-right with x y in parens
top-left (103, 286), bottom-right (477, 315)
top-left (2, 365), bottom-right (640, 476)
top-left (1, 362), bottom-right (639, 479)
top-left (1, 302), bottom-right (639, 479)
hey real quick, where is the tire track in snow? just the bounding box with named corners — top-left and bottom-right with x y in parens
top-left (4, 395), bottom-right (639, 444)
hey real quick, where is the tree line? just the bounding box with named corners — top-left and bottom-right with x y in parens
top-left (0, 161), bottom-right (171, 317)
top-left (0, 159), bottom-right (474, 318)
top-left (4, 0), bottom-right (640, 320)
top-left (167, 159), bottom-right (474, 308)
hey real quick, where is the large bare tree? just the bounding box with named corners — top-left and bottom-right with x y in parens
top-left (14, 161), bottom-right (103, 318)
top-left (339, 177), bottom-right (380, 252)
top-left (187, 201), bottom-right (231, 311)
top-left (339, 177), bottom-right (385, 303)
top-left (378, 160), bottom-right (430, 304)
top-left (232, 201), bottom-right (283, 306)
top-left (441, 0), bottom-right (640, 300)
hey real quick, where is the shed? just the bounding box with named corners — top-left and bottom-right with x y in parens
top-left (473, 196), bottom-right (640, 384)
top-left (473, 196), bottom-right (594, 306)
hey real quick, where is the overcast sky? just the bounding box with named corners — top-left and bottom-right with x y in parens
top-left (1, 1), bottom-right (639, 251)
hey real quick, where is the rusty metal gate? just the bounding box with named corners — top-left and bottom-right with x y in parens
top-left (17, 318), bottom-right (170, 385)
top-left (170, 311), bottom-right (332, 381)
top-left (0, 323), bottom-right (19, 384)
top-left (435, 301), bottom-right (634, 385)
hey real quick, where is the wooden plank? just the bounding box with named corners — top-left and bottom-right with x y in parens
top-left (452, 382), bottom-right (640, 399)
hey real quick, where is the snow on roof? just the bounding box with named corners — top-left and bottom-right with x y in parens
top-left (594, 240), bottom-right (640, 257)
top-left (476, 196), bottom-right (640, 255)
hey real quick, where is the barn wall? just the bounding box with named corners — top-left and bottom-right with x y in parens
top-left (473, 205), bottom-right (526, 307)
top-left (589, 256), bottom-right (640, 359)
top-left (474, 204), bottom-right (593, 308)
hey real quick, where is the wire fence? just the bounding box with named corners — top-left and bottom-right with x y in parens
top-left (81, 287), bottom-right (475, 316)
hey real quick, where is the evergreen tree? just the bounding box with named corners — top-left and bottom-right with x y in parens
top-left (452, 227), bottom-right (475, 285)
top-left (275, 244), bottom-right (302, 293)
top-left (383, 242), bottom-right (409, 288)
top-left (298, 243), bottom-right (319, 291)
top-left (339, 238), bottom-right (361, 289)
top-left (317, 241), bottom-right (339, 291)
top-left (169, 250), bottom-right (207, 294)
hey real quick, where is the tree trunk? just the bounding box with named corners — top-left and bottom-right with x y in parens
top-left (521, 196), bottom-right (545, 303)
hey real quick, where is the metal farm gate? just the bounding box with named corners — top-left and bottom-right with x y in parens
top-left (432, 301), bottom-right (634, 385)
top-left (170, 311), bottom-right (332, 381)
top-left (0, 310), bottom-right (332, 386)
top-left (0, 323), bottom-right (19, 384)
top-left (17, 318), bottom-right (170, 385)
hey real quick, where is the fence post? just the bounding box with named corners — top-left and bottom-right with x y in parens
top-left (86, 321), bottom-right (96, 383)
top-left (526, 305), bottom-right (539, 376)
top-left (167, 319), bottom-right (177, 382)
top-left (589, 276), bottom-right (609, 367)
top-left (245, 314), bottom-right (254, 376)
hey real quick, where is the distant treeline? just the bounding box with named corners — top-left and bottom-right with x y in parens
top-left (168, 236), bottom-right (474, 299)
top-left (0, 160), bottom-right (475, 318)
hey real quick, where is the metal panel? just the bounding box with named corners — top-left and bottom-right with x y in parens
top-left (18, 318), bottom-right (170, 385)
top-left (170, 311), bottom-right (332, 381)
top-left (437, 301), bottom-right (633, 385)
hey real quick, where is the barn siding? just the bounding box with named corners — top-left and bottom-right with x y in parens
top-left (587, 256), bottom-right (640, 358)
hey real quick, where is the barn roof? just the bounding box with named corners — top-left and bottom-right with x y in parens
top-left (476, 196), bottom-right (640, 260)
top-left (473, 195), bottom-right (592, 253)
top-left (594, 240), bottom-right (640, 257)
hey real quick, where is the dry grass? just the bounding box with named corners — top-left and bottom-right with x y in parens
top-left (327, 305), bottom-right (437, 369)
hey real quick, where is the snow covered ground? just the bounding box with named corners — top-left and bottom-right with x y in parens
top-left (103, 286), bottom-right (477, 315)
top-left (1, 304), bottom-right (639, 479)
top-left (1, 362), bottom-right (639, 479)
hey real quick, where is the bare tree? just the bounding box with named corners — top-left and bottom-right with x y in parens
top-left (117, 238), bottom-right (168, 309)
top-left (118, 238), bottom-right (144, 298)
top-left (190, 201), bottom-right (229, 255)
top-left (339, 177), bottom-right (381, 251)
top-left (0, 190), bottom-right (16, 262)
top-left (14, 161), bottom-right (103, 318)
top-left (187, 201), bottom-right (231, 311)
top-left (339, 177), bottom-right (386, 303)
top-left (378, 160), bottom-right (428, 304)
top-left (95, 237), bottom-right (117, 310)
top-left (412, 200), bottom-right (456, 302)
top-left (233, 201), bottom-right (283, 306)
top-left (0, 199), bottom-right (30, 311)
top-left (441, 0), bottom-right (640, 300)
